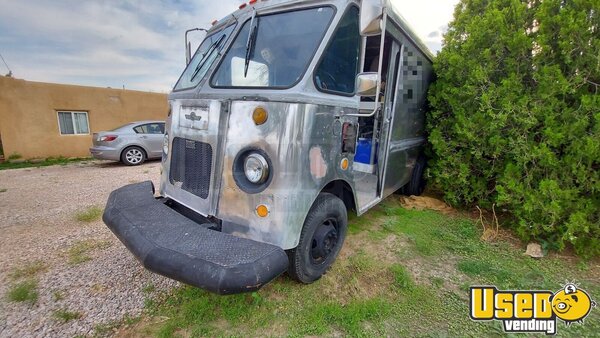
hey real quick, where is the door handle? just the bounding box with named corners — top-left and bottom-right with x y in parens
top-left (139, 135), bottom-right (148, 139)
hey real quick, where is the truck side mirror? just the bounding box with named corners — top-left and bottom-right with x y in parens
top-left (355, 72), bottom-right (379, 97)
top-left (360, 0), bottom-right (383, 36)
top-left (185, 28), bottom-right (208, 65)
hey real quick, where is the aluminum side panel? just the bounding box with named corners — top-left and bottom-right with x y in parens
top-left (217, 101), bottom-right (355, 249)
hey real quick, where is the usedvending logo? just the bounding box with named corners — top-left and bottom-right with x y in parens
top-left (470, 283), bottom-right (596, 335)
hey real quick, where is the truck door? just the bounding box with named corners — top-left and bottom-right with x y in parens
top-left (378, 39), bottom-right (409, 197)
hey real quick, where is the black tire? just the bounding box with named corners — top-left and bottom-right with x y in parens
top-left (402, 155), bottom-right (426, 196)
top-left (121, 146), bottom-right (146, 166)
top-left (287, 193), bottom-right (347, 283)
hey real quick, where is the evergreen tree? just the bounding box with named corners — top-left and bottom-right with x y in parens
top-left (428, 0), bottom-right (599, 256)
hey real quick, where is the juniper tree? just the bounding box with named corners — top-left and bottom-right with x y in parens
top-left (428, 0), bottom-right (599, 256)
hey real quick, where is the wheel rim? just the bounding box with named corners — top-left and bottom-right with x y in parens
top-left (126, 149), bottom-right (143, 164)
top-left (310, 218), bottom-right (339, 264)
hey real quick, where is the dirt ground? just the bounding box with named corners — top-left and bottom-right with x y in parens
top-left (0, 160), bottom-right (177, 338)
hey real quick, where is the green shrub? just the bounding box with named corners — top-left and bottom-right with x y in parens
top-left (428, 0), bottom-right (599, 257)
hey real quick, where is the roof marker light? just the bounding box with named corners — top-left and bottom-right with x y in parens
top-left (239, 3), bottom-right (247, 9)
top-left (211, 19), bottom-right (218, 26)
top-left (249, 0), bottom-right (258, 4)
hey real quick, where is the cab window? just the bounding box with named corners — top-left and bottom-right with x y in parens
top-left (173, 24), bottom-right (236, 91)
top-left (314, 6), bottom-right (360, 95)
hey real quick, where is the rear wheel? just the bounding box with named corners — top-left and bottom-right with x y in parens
top-left (402, 155), bottom-right (426, 196)
top-left (287, 193), bottom-right (347, 283)
top-left (121, 146), bottom-right (146, 166)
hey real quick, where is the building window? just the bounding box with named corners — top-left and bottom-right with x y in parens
top-left (57, 111), bottom-right (89, 135)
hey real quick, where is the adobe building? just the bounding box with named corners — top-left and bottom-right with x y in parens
top-left (0, 76), bottom-right (168, 159)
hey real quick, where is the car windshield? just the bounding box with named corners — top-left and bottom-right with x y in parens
top-left (211, 7), bottom-right (334, 88)
top-left (174, 24), bottom-right (236, 91)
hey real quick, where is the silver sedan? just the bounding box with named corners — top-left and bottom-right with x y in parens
top-left (90, 121), bottom-right (165, 166)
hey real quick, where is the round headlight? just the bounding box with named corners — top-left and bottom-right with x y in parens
top-left (162, 133), bottom-right (169, 154)
top-left (244, 153), bottom-right (269, 184)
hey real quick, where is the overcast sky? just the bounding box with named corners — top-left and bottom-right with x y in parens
top-left (0, 0), bottom-right (458, 93)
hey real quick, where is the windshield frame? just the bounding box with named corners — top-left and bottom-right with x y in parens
top-left (172, 23), bottom-right (237, 92)
top-left (209, 5), bottom-right (336, 90)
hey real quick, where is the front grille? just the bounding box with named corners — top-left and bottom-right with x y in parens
top-left (169, 137), bottom-right (213, 199)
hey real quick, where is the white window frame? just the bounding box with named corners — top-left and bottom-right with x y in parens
top-left (57, 111), bottom-right (90, 135)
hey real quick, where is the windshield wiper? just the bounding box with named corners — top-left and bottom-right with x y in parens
top-left (244, 9), bottom-right (259, 77)
top-left (190, 34), bottom-right (226, 82)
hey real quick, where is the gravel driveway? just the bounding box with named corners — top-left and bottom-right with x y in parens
top-left (0, 160), bottom-right (178, 337)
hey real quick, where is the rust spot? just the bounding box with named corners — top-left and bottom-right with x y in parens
top-left (309, 146), bottom-right (327, 179)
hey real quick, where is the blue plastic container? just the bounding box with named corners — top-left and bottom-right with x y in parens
top-left (355, 138), bottom-right (376, 164)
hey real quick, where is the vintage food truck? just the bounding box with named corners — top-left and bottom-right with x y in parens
top-left (103, 0), bottom-right (434, 294)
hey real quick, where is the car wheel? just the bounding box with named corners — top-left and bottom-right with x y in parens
top-left (121, 146), bottom-right (146, 166)
top-left (287, 193), bottom-right (347, 283)
top-left (402, 155), bottom-right (426, 196)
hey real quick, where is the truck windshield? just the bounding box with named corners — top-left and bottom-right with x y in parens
top-left (211, 6), bottom-right (334, 88)
top-left (174, 24), bottom-right (236, 91)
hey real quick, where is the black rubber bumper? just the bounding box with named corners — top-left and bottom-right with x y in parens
top-left (103, 181), bottom-right (288, 295)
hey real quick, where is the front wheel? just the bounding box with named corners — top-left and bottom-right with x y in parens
top-left (287, 193), bottom-right (347, 283)
top-left (121, 146), bottom-right (146, 166)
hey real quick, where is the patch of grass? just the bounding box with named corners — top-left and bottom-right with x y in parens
top-left (294, 297), bottom-right (393, 336)
top-left (144, 298), bottom-right (157, 311)
top-left (67, 240), bottom-right (111, 265)
top-left (142, 283), bottom-right (156, 294)
top-left (347, 250), bottom-right (376, 273)
top-left (75, 206), bottom-right (103, 222)
top-left (94, 321), bottom-right (121, 337)
top-left (7, 152), bottom-right (22, 160)
top-left (53, 308), bottom-right (82, 322)
top-left (389, 264), bottom-right (414, 290)
top-left (0, 156), bottom-right (91, 170)
top-left (430, 276), bottom-right (445, 288)
top-left (0, 188), bottom-right (6, 193)
top-left (53, 290), bottom-right (65, 301)
top-left (367, 228), bottom-right (388, 241)
top-left (347, 213), bottom-right (371, 234)
top-left (457, 259), bottom-right (512, 285)
top-left (7, 279), bottom-right (38, 303)
top-left (10, 260), bottom-right (47, 280)
top-left (94, 315), bottom-right (141, 337)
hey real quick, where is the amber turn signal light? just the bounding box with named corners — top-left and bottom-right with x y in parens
top-left (340, 158), bottom-right (349, 170)
top-left (256, 204), bottom-right (269, 217)
top-left (253, 107), bottom-right (268, 125)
